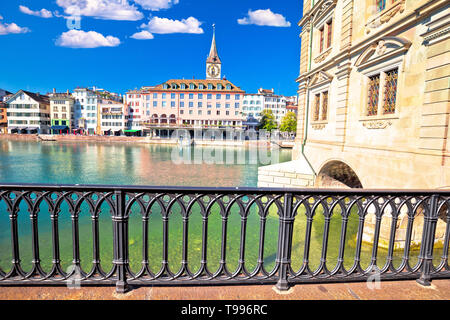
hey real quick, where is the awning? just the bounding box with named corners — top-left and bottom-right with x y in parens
top-left (123, 129), bottom-right (141, 133)
top-left (51, 126), bottom-right (69, 130)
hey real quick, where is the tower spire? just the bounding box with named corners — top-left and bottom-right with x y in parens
top-left (207, 24), bottom-right (221, 64)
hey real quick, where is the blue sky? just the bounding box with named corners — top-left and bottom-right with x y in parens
top-left (0, 1), bottom-right (303, 96)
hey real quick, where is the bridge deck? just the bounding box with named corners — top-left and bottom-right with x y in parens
top-left (1, 279), bottom-right (449, 300)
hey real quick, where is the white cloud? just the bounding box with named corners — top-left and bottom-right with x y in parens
top-left (19, 5), bottom-right (53, 18)
top-left (0, 21), bottom-right (30, 35)
top-left (130, 30), bottom-right (154, 40)
top-left (56, 0), bottom-right (143, 21)
top-left (237, 9), bottom-right (291, 27)
top-left (56, 29), bottom-right (121, 48)
top-left (133, 0), bottom-right (179, 11)
top-left (141, 16), bottom-right (203, 34)
top-left (0, 15), bottom-right (3, 20)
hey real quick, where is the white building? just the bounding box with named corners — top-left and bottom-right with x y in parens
top-left (72, 87), bottom-right (122, 134)
top-left (6, 90), bottom-right (50, 134)
top-left (124, 91), bottom-right (144, 133)
top-left (100, 102), bottom-right (125, 135)
top-left (242, 88), bottom-right (288, 125)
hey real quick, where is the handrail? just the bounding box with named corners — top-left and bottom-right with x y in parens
top-left (0, 184), bottom-right (448, 293)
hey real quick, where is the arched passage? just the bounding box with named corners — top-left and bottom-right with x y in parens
top-left (316, 160), bottom-right (363, 188)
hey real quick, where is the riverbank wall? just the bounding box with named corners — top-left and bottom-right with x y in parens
top-left (0, 134), bottom-right (274, 148)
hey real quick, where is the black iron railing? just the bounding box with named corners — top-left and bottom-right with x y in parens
top-left (0, 184), bottom-right (448, 293)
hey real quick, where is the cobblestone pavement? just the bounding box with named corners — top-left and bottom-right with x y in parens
top-left (0, 279), bottom-right (449, 300)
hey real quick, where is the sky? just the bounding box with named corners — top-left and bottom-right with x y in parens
top-left (0, 0), bottom-right (303, 97)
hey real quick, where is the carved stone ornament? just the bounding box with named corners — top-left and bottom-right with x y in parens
top-left (375, 40), bottom-right (387, 56)
top-left (314, 48), bottom-right (332, 63)
top-left (312, 123), bottom-right (326, 130)
top-left (362, 120), bottom-right (393, 129)
top-left (365, 0), bottom-right (406, 34)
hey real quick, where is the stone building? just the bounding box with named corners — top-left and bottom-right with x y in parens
top-left (258, 0), bottom-right (449, 252)
top-left (259, 0), bottom-right (449, 190)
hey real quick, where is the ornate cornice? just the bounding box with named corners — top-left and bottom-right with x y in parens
top-left (314, 47), bottom-right (332, 64)
top-left (365, 0), bottom-right (406, 34)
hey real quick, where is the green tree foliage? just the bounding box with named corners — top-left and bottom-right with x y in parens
top-left (258, 109), bottom-right (278, 132)
top-left (279, 111), bottom-right (297, 132)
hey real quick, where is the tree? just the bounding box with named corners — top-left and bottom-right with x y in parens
top-left (258, 109), bottom-right (278, 132)
top-left (279, 111), bottom-right (297, 133)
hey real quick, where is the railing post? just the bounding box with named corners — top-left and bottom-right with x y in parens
top-left (276, 192), bottom-right (294, 291)
top-left (114, 190), bottom-right (129, 293)
top-left (417, 194), bottom-right (439, 286)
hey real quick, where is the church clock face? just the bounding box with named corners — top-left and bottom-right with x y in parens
top-left (207, 64), bottom-right (220, 78)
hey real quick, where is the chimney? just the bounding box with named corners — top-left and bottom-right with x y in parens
top-left (53, 88), bottom-right (56, 94)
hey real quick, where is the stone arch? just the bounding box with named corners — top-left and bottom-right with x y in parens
top-left (316, 160), bottom-right (363, 188)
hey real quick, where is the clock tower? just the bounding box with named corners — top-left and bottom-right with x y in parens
top-left (206, 24), bottom-right (221, 80)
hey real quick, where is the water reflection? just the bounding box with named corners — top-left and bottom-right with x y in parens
top-left (0, 140), bottom-right (292, 187)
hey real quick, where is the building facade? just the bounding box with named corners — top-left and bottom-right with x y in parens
top-left (5, 90), bottom-right (50, 134)
top-left (72, 87), bottom-right (122, 135)
top-left (242, 88), bottom-right (290, 124)
top-left (276, 0), bottom-right (450, 190)
top-left (49, 91), bottom-right (75, 134)
top-left (100, 101), bottom-right (126, 135)
top-left (125, 27), bottom-right (246, 134)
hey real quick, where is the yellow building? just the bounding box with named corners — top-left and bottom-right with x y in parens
top-left (259, 0), bottom-right (449, 190)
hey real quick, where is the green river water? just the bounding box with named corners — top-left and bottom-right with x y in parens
top-left (0, 140), bottom-right (434, 275)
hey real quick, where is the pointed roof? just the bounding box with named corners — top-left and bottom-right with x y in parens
top-left (206, 24), bottom-right (221, 64)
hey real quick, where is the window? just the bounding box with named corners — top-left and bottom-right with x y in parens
top-left (226, 84), bottom-right (231, 90)
top-left (226, 111), bottom-right (229, 115)
top-left (377, 0), bottom-right (386, 12)
top-left (208, 84), bottom-right (213, 90)
top-left (153, 101), bottom-right (157, 107)
top-left (181, 84), bottom-right (186, 89)
top-left (226, 103), bottom-right (230, 108)
top-left (326, 20), bottom-right (333, 48)
top-left (189, 102), bottom-right (193, 108)
top-left (171, 93), bottom-right (176, 99)
top-left (163, 84), bottom-right (168, 89)
top-left (198, 93), bottom-right (203, 99)
top-left (321, 91), bottom-right (328, 121)
top-left (216, 103), bottom-right (221, 108)
top-left (199, 84), bottom-right (204, 90)
top-left (383, 69), bottom-right (398, 114)
top-left (171, 101), bottom-right (175, 107)
top-left (235, 94), bottom-right (240, 100)
top-left (226, 94), bottom-right (230, 100)
top-left (207, 110), bottom-right (211, 115)
top-left (216, 110), bottom-right (220, 115)
top-left (189, 94), bottom-right (194, 100)
top-left (235, 103), bottom-right (240, 108)
top-left (313, 94), bottom-right (320, 121)
top-left (207, 94), bottom-right (212, 100)
top-left (153, 93), bottom-right (158, 99)
top-left (319, 27), bottom-right (325, 53)
top-left (367, 74), bottom-right (380, 116)
top-left (216, 94), bottom-right (221, 99)
top-left (171, 84), bottom-right (177, 89)
top-left (217, 84), bottom-right (222, 90)
top-left (190, 84), bottom-right (195, 90)
top-left (162, 101), bottom-right (166, 107)
top-left (180, 102), bottom-right (185, 108)
top-left (180, 93), bottom-right (184, 99)
top-left (198, 110), bottom-right (202, 115)
top-left (180, 110), bottom-right (184, 114)
top-left (198, 102), bottom-right (202, 108)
